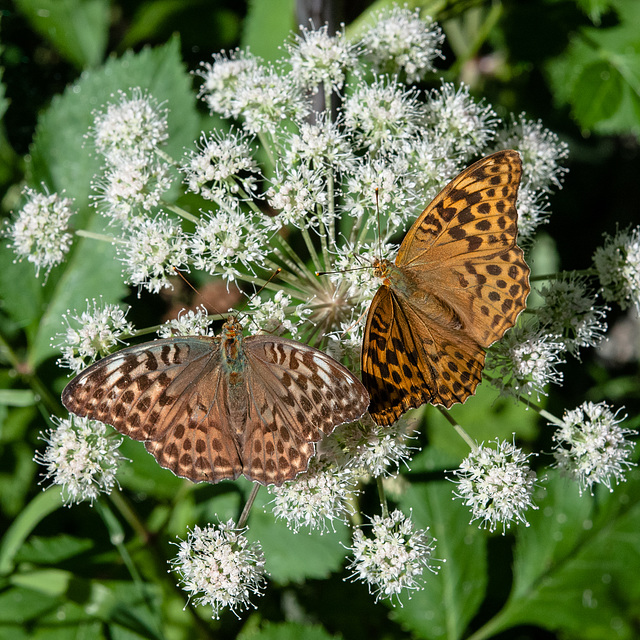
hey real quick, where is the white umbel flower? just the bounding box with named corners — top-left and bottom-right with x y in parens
top-left (553, 402), bottom-right (636, 495)
top-left (171, 521), bottom-right (267, 620)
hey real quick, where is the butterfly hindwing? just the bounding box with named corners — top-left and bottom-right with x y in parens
top-left (242, 336), bottom-right (369, 484)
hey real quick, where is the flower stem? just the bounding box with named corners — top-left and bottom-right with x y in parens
top-left (238, 483), bottom-right (261, 528)
top-left (376, 476), bottom-right (389, 518)
top-left (438, 406), bottom-right (478, 450)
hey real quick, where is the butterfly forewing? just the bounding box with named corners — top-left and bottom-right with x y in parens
top-left (362, 150), bottom-right (530, 425)
top-left (62, 324), bottom-right (370, 486)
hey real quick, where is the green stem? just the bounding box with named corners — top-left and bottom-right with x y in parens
top-left (95, 499), bottom-right (165, 639)
top-left (530, 268), bottom-right (598, 282)
top-left (376, 475), bottom-right (389, 518)
top-left (437, 407), bottom-right (478, 451)
top-left (518, 396), bottom-right (564, 426)
top-left (257, 131), bottom-right (276, 167)
top-left (75, 229), bottom-right (120, 243)
top-left (163, 203), bottom-right (199, 224)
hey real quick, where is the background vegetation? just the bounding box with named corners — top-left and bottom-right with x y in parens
top-left (1, 0), bottom-right (639, 638)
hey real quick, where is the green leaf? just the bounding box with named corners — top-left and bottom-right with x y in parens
top-left (26, 37), bottom-right (200, 367)
top-left (545, 0), bottom-right (640, 136)
top-left (14, 534), bottom-right (93, 565)
top-left (572, 60), bottom-right (624, 128)
top-left (475, 467), bottom-right (640, 639)
top-left (13, 0), bottom-right (110, 69)
top-left (0, 389), bottom-right (36, 407)
top-left (0, 585), bottom-right (59, 623)
top-left (0, 487), bottom-right (64, 575)
top-left (392, 449), bottom-right (487, 640)
top-left (247, 489), bottom-right (350, 584)
top-left (238, 621), bottom-right (342, 640)
top-left (243, 0), bottom-right (296, 62)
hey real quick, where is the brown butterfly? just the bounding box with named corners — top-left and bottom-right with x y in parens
top-left (62, 317), bottom-right (369, 485)
top-left (361, 150), bottom-right (530, 426)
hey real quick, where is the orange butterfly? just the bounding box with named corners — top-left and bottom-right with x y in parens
top-left (361, 150), bottom-right (530, 426)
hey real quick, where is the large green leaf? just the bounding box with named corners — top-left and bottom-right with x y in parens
top-left (14, 0), bottom-right (110, 69)
top-left (391, 448), bottom-right (487, 640)
top-left (243, 0), bottom-right (296, 62)
top-left (475, 467), bottom-right (640, 640)
top-left (247, 488), bottom-right (350, 584)
top-left (26, 37), bottom-right (200, 367)
top-left (545, 0), bottom-right (640, 136)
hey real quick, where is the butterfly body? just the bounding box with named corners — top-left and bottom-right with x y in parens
top-left (62, 318), bottom-right (369, 485)
top-left (362, 150), bottom-right (530, 426)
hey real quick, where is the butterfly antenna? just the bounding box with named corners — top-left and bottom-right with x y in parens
top-left (315, 265), bottom-right (370, 277)
top-left (236, 268), bottom-right (283, 317)
top-left (375, 187), bottom-right (383, 261)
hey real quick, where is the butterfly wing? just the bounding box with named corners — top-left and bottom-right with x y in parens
top-left (61, 337), bottom-right (244, 483)
top-left (396, 149), bottom-right (529, 347)
top-left (241, 336), bottom-right (370, 485)
top-left (362, 150), bottom-right (529, 425)
top-left (362, 285), bottom-right (484, 425)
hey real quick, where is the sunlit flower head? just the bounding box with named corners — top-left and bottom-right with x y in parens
top-left (266, 164), bottom-right (329, 230)
top-left (53, 297), bottom-right (134, 372)
top-left (182, 129), bottom-right (261, 203)
top-left (269, 456), bottom-right (358, 533)
top-left (514, 182), bottom-right (551, 239)
top-left (34, 415), bottom-right (124, 506)
top-left (342, 154), bottom-right (419, 234)
top-left (495, 113), bottom-right (569, 192)
top-left (361, 6), bottom-right (444, 82)
top-left (287, 24), bottom-right (358, 93)
top-left (347, 509), bottom-right (438, 603)
top-left (537, 275), bottom-right (608, 357)
top-left (196, 49), bottom-right (260, 118)
top-left (283, 114), bottom-right (356, 175)
top-left (553, 402), bottom-right (636, 495)
top-left (452, 438), bottom-right (538, 533)
top-left (335, 416), bottom-right (416, 478)
top-left (424, 82), bottom-right (499, 160)
top-left (188, 205), bottom-right (270, 283)
top-left (91, 155), bottom-right (173, 224)
top-left (593, 225), bottom-right (640, 315)
top-left (487, 324), bottom-right (566, 400)
top-left (230, 64), bottom-right (309, 136)
top-left (157, 305), bottom-right (214, 338)
top-left (246, 289), bottom-right (311, 337)
top-left (118, 213), bottom-right (189, 294)
top-left (405, 132), bottom-right (460, 203)
top-left (171, 521), bottom-right (267, 620)
top-left (5, 186), bottom-right (75, 278)
top-left (90, 88), bottom-right (169, 165)
top-left (343, 76), bottom-right (424, 155)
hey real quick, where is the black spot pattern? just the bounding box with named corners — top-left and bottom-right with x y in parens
top-left (362, 150), bottom-right (530, 425)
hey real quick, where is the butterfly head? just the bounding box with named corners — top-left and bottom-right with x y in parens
top-left (372, 258), bottom-right (393, 284)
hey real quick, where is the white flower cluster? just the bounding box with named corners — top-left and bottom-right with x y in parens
top-left (53, 297), bottom-right (134, 372)
top-left (347, 509), bottom-right (438, 603)
top-left (171, 521), bottom-right (266, 619)
top-left (453, 438), bottom-right (538, 533)
top-left (4, 187), bottom-right (75, 278)
top-left (34, 415), bottom-right (124, 506)
top-left (553, 401), bottom-right (636, 495)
